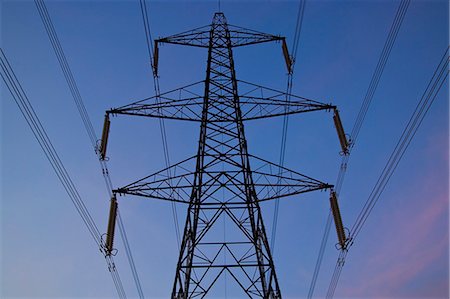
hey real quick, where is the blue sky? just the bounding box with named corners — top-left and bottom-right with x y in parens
top-left (1, 0), bottom-right (448, 298)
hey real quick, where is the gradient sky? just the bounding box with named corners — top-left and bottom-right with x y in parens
top-left (1, 0), bottom-right (449, 298)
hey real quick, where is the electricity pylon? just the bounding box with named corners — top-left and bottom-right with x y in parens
top-left (101, 12), bottom-right (349, 299)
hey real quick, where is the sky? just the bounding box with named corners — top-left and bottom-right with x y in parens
top-left (1, 0), bottom-right (449, 298)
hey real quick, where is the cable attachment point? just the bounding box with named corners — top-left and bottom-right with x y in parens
top-left (105, 195), bottom-right (118, 256)
top-left (330, 190), bottom-right (347, 250)
top-left (281, 38), bottom-right (293, 74)
top-left (333, 109), bottom-right (350, 155)
top-left (153, 40), bottom-right (159, 77)
top-left (99, 113), bottom-right (111, 161)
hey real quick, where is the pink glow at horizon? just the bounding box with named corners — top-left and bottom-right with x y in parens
top-left (340, 131), bottom-right (449, 298)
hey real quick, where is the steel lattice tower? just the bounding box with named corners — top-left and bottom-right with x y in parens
top-left (102, 12), bottom-right (349, 299)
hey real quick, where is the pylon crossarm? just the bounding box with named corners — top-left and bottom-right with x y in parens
top-left (108, 81), bottom-right (335, 122)
top-left (227, 24), bottom-right (283, 47)
top-left (112, 154), bottom-right (332, 204)
top-left (113, 155), bottom-right (197, 204)
top-left (237, 79), bottom-right (336, 120)
top-left (157, 23), bottom-right (282, 49)
top-left (108, 80), bottom-right (205, 121)
top-left (157, 25), bottom-right (211, 48)
top-left (249, 155), bottom-right (333, 202)
top-left (114, 172), bottom-right (330, 205)
top-left (239, 96), bottom-right (333, 121)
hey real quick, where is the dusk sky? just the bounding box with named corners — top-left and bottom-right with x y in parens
top-left (1, 0), bottom-right (448, 298)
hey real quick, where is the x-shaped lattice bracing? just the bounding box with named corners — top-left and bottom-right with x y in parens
top-left (109, 80), bottom-right (335, 122)
top-left (114, 154), bottom-right (332, 204)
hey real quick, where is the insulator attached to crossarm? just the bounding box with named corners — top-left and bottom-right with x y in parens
top-left (330, 190), bottom-right (347, 250)
top-left (105, 195), bottom-right (118, 256)
top-left (153, 40), bottom-right (159, 76)
top-left (333, 108), bottom-right (350, 155)
top-left (99, 113), bottom-right (110, 160)
top-left (281, 38), bottom-right (293, 74)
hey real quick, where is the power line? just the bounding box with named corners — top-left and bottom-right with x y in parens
top-left (117, 211), bottom-right (144, 299)
top-left (350, 46), bottom-right (449, 240)
top-left (34, 0), bottom-right (97, 148)
top-left (326, 45), bottom-right (449, 298)
top-left (138, 0), bottom-right (182, 248)
top-left (307, 1), bottom-right (410, 297)
top-left (270, 0), bottom-right (306, 254)
top-left (33, 1), bottom-right (143, 297)
top-left (0, 48), bottom-right (101, 246)
top-left (0, 48), bottom-right (126, 299)
top-left (350, 0), bottom-right (411, 143)
top-left (291, 0), bottom-right (306, 64)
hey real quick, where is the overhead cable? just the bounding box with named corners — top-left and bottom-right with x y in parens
top-left (0, 49), bottom-right (126, 299)
top-left (307, 1), bottom-right (411, 297)
top-left (138, 0), bottom-right (181, 247)
top-left (271, 0), bottom-right (306, 253)
top-left (350, 46), bottom-right (449, 241)
top-left (326, 45), bottom-right (449, 298)
top-left (33, 1), bottom-right (143, 297)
